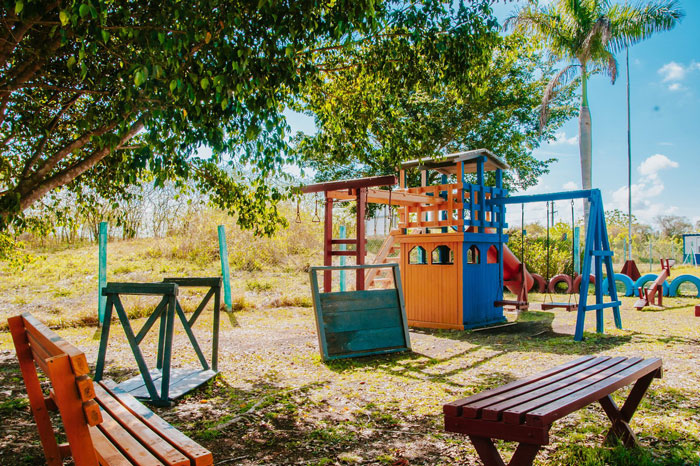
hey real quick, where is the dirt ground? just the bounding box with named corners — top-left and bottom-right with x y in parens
top-left (0, 291), bottom-right (698, 465)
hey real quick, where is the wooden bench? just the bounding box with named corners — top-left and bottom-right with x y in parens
top-left (9, 312), bottom-right (214, 465)
top-left (443, 355), bottom-right (662, 466)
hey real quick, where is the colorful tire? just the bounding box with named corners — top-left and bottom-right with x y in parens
top-left (668, 274), bottom-right (700, 297)
top-left (572, 274), bottom-right (596, 294)
top-left (635, 274), bottom-right (670, 297)
top-left (602, 273), bottom-right (635, 297)
top-left (547, 274), bottom-right (572, 294)
top-left (530, 274), bottom-right (546, 293)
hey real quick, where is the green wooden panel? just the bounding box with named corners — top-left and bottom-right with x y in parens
top-left (163, 277), bottom-right (221, 288)
top-left (103, 282), bottom-right (178, 296)
top-left (319, 289), bottom-right (397, 313)
top-left (326, 326), bottom-right (407, 356)
top-left (323, 306), bottom-right (403, 333)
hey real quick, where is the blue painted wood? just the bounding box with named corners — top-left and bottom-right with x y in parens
top-left (309, 264), bottom-right (410, 361)
top-left (487, 189), bottom-right (595, 205)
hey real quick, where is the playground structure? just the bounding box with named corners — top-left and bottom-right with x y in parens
top-left (683, 233), bottom-right (700, 266)
top-left (303, 149), bottom-right (623, 341)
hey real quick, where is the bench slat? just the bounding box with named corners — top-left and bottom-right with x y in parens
top-left (443, 356), bottom-right (596, 417)
top-left (466, 356), bottom-right (613, 419)
top-left (90, 426), bottom-right (134, 465)
top-left (525, 358), bottom-right (662, 427)
top-left (95, 385), bottom-right (189, 466)
top-left (502, 357), bottom-right (643, 425)
top-left (98, 407), bottom-right (165, 466)
top-left (101, 380), bottom-right (214, 466)
top-left (22, 313), bottom-right (90, 376)
top-left (482, 356), bottom-right (626, 421)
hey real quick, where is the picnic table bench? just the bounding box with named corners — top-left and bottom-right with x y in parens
top-left (443, 355), bottom-right (662, 466)
top-left (9, 312), bottom-right (213, 465)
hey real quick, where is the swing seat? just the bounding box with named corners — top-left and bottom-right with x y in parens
top-left (540, 302), bottom-right (577, 312)
top-left (494, 299), bottom-right (529, 311)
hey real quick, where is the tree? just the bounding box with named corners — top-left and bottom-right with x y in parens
top-left (508, 0), bottom-right (683, 222)
top-left (294, 10), bottom-right (577, 191)
top-left (656, 214), bottom-right (691, 239)
top-left (0, 0), bottom-right (380, 235)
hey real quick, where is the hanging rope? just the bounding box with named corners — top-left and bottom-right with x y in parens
top-left (295, 197), bottom-right (302, 223)
top-left (311, 193), bottom-right (321, 223)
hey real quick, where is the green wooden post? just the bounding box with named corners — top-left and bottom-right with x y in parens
top-left (218, 225), bottom-right (232, 311)
top-left (339, 225), bottom-right (346, 292)
top-left (98, 221), bottom-right (108, 325)
top-left (573, 226), bottom-right (580, 275)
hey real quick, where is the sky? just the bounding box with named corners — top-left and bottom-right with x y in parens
top-left (285, 0), bottom-right (700, 229)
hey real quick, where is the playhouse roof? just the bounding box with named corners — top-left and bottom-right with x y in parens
top-left (401, 149), bottom-right (509, 175)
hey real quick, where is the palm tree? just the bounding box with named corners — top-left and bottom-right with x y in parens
top-left (507, 0), bottom-right (683, 224)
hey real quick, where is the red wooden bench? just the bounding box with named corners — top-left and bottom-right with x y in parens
top-left (443, 355), bottom-right (662, 466)
top-left (9, 312), bottom-right (213, 465)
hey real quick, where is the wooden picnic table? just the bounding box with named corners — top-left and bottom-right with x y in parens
top-left (443, 355), bottom-right (662, 466)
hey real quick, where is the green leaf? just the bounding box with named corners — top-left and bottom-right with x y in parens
top-left (200, 77), bottom-right (209, 90)
top-left (169, 80), bottom-right (177, 92)
top-left (221, 98), bottom-right (228, 110)
top-left (134, 71), bottom-right (145, 86)
top-left (79, 4), bottom-right (89, 18)
top-left (59, 10), bottom-right (69, 26)
top-left (67, 56), bottom-right (76, 68)
top-left (101, 29), bottom-right (110, 42)
top-left (14, 1), bottom-right (23, 14)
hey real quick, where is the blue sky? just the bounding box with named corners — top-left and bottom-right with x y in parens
top-left (286, 0), bottom-right (699, 229)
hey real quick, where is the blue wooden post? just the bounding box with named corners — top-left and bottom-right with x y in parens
top-left (217, 225), bottom-right (232, 311)
top-left (339, 225), bottom-right (346, 292)
top-left (98, 221), bottom-right (108, 326)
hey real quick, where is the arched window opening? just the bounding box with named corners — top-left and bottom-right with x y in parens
top-left (487, 245), bottom-right (499, 264)
top-left (408, 246), bottom-right (428, 265)
top-left (467, 245), bottom-right (480, 264)
top-left (431, 245), bottom-right (454, 265)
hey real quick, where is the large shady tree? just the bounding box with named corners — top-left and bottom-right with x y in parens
top-left (0, 0), bottom-right (381, 235)
top-left (508, 0), bottom-right (683, 221)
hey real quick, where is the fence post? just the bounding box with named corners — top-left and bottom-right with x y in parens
top-left (218, 225), bottom-right (232, 311)
top-left (98, 222), bottom-right (108, 326)
top-left (339, 225), bottom-right (346, 292)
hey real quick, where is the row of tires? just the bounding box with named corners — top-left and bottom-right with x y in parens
top-left (526, 273), bottom-right (700, 298)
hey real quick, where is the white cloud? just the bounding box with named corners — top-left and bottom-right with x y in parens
top-left (549, 131), bottom-right (578, 146)
top-left (563, 181), bottom-right (579, 190)
top-left (611, 154), bottom-right (679, 223)
top-left (668, 82), bottom-right (685, 92)
top-left (658, 61), bottom-right (686, 82)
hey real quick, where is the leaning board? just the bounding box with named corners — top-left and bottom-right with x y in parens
top-left (309, 264), bottom-right (411, 361)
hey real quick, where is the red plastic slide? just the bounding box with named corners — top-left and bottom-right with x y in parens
top-left (490, 244), bottom-right (534, 294)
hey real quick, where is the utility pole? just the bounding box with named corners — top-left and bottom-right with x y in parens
top-left (626, 47), bottom-right (632, 260)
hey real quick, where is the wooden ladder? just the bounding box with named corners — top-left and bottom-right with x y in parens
top-left (365, 232), bottom-right (400, 289)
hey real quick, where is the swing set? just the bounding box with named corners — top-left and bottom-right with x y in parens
top-left (540, 200), bottom-right (579, 312)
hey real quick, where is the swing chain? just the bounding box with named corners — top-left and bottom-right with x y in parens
top-left (312, 193), bottom-right (321, 223)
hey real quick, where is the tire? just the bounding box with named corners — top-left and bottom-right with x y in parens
top-left (668, 274), bottom-right (700, 298)
top-left (602, 273), bottom-right (635, 297)
top-left (547, 274), bottom-right (572, 294)
top-left (572, 274), bottom-right (596, 294)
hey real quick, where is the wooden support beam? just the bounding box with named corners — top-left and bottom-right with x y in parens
top-left (356, 188), bottom-right (367, 290)
top-left (323, 196), bottom-right (334, 292)
top-left (301, 175), bottom-right (397, 194)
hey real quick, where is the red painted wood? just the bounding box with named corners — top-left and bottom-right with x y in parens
top-left (443, 356), bottom-right (596, 417)
top-left (356, 188), bottom-right (367, 290)
top-left (301, 175), bottom-right (397, 193)
top-left (524, 358), bottom-right (662, 427)
top-left (324, 195), bottom-right (333, 292)
top-left (445, 416), bottom-right (549, 444)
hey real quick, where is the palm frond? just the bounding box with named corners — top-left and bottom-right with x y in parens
top-left (540, 63), bottom-right (580, 133)
top-left (607, 0), bottom-right (684, 53)
top-left (580, 17), bottom-right (612, 59)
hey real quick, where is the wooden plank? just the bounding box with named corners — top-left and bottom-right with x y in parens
top-left (83, 399), bottom-right (103, 427)
top-left (444, 416), bottom-right (549, 445)
top-left (502, 357), bottom-right (642, 425)
top-left (90, 426), bottom-right (133, 466)
top-left (480, 357), bottom-right (622, 421)
top-left (163, 277), bottom-right (221, 288)
top-left (117, 369), bottom-right (217, 402)
top-left (101, 381), bottom-right (214, 466)
top-left (8, 316), bottom-right (63, 466)
top-left (443, 356), bottom-right (596, 417)
top-left (163, 370), bottom-right (217, 401)
top-left (525, 358), bottom-right (662, 427)
top-left (319, 289), bottom-right (397, 313)
top-left (301, 175), bottom-right (397, 193)
top-left (95, 384), bottom-right (190, 466)
top-left (97, 407), bottom-right (164, 465)
top-left (22, 313), bottom-right (90, 376)
top-left (103, 282), bottom-right (178, 296)
top-left (116, 368), bottom-right (194, 395)
top-left (323, 306), bottom-right (403, 333)
top-left (326, 326), bottom-right (407, 355)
